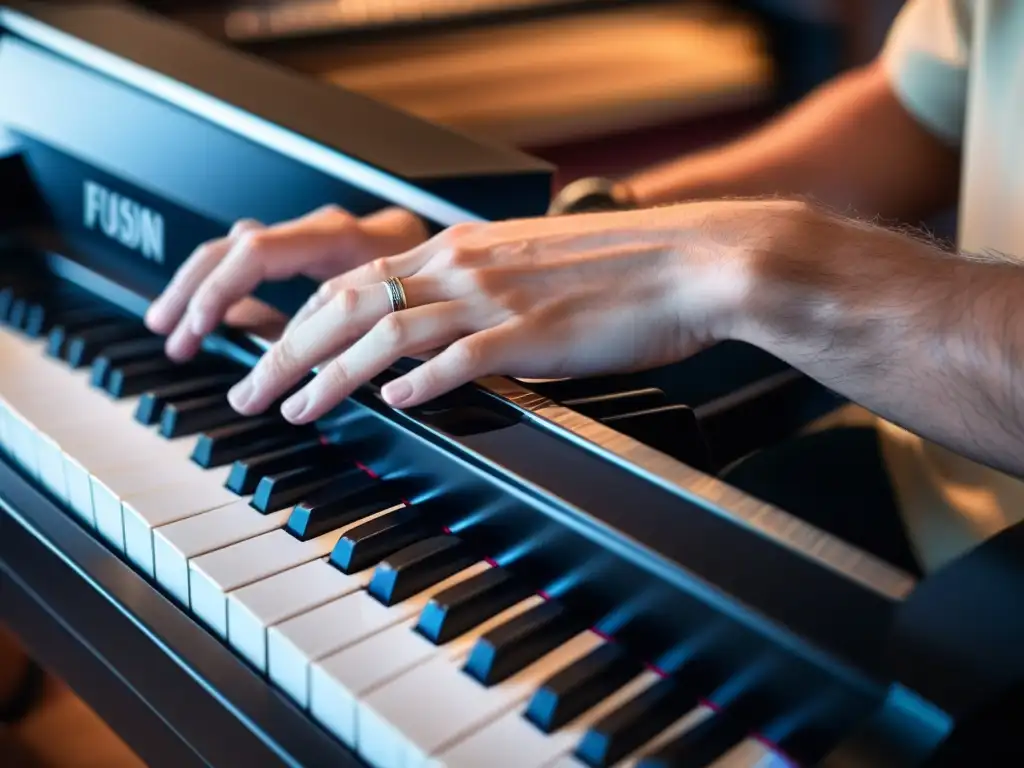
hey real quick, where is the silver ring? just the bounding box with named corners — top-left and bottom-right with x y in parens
top-left (383, 276), bottom-right (408, 314)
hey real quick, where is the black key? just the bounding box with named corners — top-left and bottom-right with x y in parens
top-left (575, 677), bottom-right (701, 767)
top-left (90, 336), bottom-right (169, 388)
top-left (20, 292), bottom-right (96, 338)
top-left (24, 303), bottom-right (51, 337)
top-left (26, 301), bottom-right (84, 338)
top-left (45, 308), bottom-right (122, 357)
top-left (159, 393), bottom-right (247, 438)
top-left (106, 358), bottom-right (210, 398)
top-left (329, 505), bottom-right (432, 575)
top-left (464, 600), bottom-right (585, 686)
top-left (635, 709), bottom-right (749, 768)
top-left (370, 535), bottom-right (478, 607)
top-left (134, 373), bottom-right (239, 424)
top-left (562, 388), bottom-right (666, 420)
top-left (251, 462), bottom-right (344, 513)
top-left (191, 415), bottom-right (304, 468)
top-left (225, 440), bottom-right (326, 495)
top-left (526, 643), bottom-right (643, 733)
top-left (416, 566), bottom-right (533, 645)
top-left (286, 478), bottom-right (395, 541)
top-left (0, 285), bottom-right (15, 323)
top-left (65, 323), bottom-right (151, 367)
top-left (7, 297), bottom-right (32, 331)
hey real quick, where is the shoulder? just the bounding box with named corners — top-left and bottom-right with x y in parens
top-left (880, 0), bottom-right (975, 146)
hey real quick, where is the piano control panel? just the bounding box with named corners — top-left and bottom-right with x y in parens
top-left (1, 3), bottom-right (1023, 768)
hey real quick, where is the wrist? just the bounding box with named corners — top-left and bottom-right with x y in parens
top-left (683, 199), bottom-right (826, 347)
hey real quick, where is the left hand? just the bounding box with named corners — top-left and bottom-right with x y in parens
top-left (226, 202), bottom-right (764, 424)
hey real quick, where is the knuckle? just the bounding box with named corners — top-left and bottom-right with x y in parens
top-left (235, 230), bottom-right (268, 256)
top-left (375, 314), bottom-right (406, 349)
top-left (316, 203), bottom-right (351, 223)
top-left (323, 359), bottom-right (351, 392)
top-left (264, 341), bottom-right (299, 381)
top-left (449, 337), bottom-right (487, 372)
top-left (446, 243), bottom-right (484, 269)
top-left (229, 218), bottom-right (262, 238)
top-left (317, 278), bottom-right (340, 300)
top-left (189, 239), bottom-right (223, 267)
top-left (328, 286), bottom-right (360, 316)
top-left (367, 257), bottom-right (392, 281)
top-left (446, 222), bottom-right (478, 242)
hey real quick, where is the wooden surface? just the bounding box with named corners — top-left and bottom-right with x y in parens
top-left (0, 671), bottom-right (143, 768)
top-left (273, 3), bottom-right (774, 146)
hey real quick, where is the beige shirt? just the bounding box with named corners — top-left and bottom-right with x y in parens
top-left (864, 0), bottom-right (1024, 573)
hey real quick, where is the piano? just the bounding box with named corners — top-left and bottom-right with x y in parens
top-left (1, 3), bottom-right (1022, 767)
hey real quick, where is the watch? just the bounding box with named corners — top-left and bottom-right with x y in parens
top-left (547, 176), bottom-right (635, 216)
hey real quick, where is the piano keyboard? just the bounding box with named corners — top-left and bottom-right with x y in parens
top-left (0, 276), bottom-right (797, 767)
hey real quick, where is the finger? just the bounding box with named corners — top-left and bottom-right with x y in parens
top-left (146, 218), bottom-right (261, 335)
top-left (181, 208), bottom-right (370, 344)
top-left (380, 325), bottom-right (512, 409)
top-left (227, 280), bottom-right (394, 415)
top-left (280, 300), bottom-right (472, 424)
top-left (282, 248), bottom-right (431, 336)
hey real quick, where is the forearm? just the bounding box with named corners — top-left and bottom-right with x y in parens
top-left (622, 61), bottom-right (961, 223)
top-left (732, 204), bottom-right (1024, 477)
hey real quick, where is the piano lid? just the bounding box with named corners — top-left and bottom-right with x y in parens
top-left (0, 0), bottom-right (553, 225)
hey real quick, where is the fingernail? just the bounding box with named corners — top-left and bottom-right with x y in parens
top-left (145, 303), bottom-right (163, 330)
top-left (282, 391), bottom-right (309, 422)
top-left (382, 379), bottom-right (412, 407)
top-left (228, 378), bottom-right (255, 412)
top-left (165, 324), bottom-right (191, 362)
top-left (190, 310), bottom-right (211, 336)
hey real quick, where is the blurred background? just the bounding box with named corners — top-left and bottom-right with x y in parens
top-left (1, 1), bottom-right (908, 766)
top-left (142, 0), bottom-right (909, 187)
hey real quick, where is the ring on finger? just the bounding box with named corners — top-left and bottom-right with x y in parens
top-left (383, 276), bottom-right (408, 314)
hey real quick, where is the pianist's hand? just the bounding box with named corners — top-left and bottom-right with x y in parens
top-left (225, 201), bottom-right (758, 424)
top-left (144, 205), bottom-right (431, 361)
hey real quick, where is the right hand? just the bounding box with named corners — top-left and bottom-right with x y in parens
top-left (145, 204), bottom-right (430, 361)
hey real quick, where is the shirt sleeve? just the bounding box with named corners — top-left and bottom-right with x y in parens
top-left (880, 0), bottom-right (973, 146)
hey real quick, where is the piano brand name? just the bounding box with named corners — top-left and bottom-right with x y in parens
top-left (83, 180), bottom-right (165, 265)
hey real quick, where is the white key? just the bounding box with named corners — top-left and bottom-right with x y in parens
top-left (54, 415), bottom-right (197, 533)
top-left (428, 670), bottom-right (669, 768)
top-left (153, 500), bottom-right (291, 606)
top-left (358, 629), bottom-right (604, 768)
top-left (4, 410), bottom-right (40, 477)
top-left (36, 431), bottom-right (72, 502)
top-left (91, 462), bottom-right (231, 552)
top-left (228, 559), bottom-right (372, 672)
top-left (310, 596), bottom-right (544, 746)
top-left (122, 478), bottom-right (244, 576)
top-left (267, 560), bottom-right (493, 708)
top-left (189, 505), bottom-right (399, 637)
top-left (12, 387), bottom-right (137, 502)
top-left (708, 739), bottom-right (792, 767)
